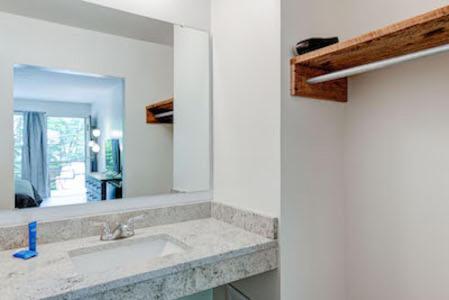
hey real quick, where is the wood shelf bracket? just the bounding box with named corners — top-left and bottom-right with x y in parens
top-left (146, 97), bottom-right (174, 124)
top-left (291, 64), bottom-right (347, 102)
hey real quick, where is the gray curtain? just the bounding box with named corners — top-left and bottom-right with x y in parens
top-left (21, 112), bottom-right (50, 199)
top-left (111, 139), bottom-right (121, 173)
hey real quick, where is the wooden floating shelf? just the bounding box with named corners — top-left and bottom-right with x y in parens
top-left (291, 5), bottom-right (449, 102)
top-left (146, 97), bottom-right (174, 124)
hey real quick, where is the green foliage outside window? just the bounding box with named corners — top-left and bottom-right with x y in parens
top-left (14, 115), bottom-right (86, 190)
top-left (47, 117), bottom-right (85, 190)
top-left (13, 114), bottom-right (24, 179)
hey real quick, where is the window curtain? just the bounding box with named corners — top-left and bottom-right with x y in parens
top-left (88, 116), bottom-right (98, 172)
top-left (111, 139), bottom-right (121, 173)
top-left (21, 112), bottom-right (50, 199)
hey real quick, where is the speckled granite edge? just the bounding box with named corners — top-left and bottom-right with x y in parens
top-left (0, 202), bottom-right (211, 251)
top-left (55, 246), bottom-right (278, 300)
top-left (211, 202), bottom-right (278, 239)
top-left (0, 200), bottom-right (278, 250)
top-left (0, 192), bottom-right (212, 227)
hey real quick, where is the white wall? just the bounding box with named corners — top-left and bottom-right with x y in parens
top-left (281, 1), bottom-right (449, 299)
top-left (345, 55), bottom-right (449, 300)
top-left (343, 0), bottom-right (449, 38)
top-left (0, 12), bottom-right (174, 208)
top-left (14, 99), bottom-right (92, 118)
top-left (211, 0), bottom-right (280, 299)
top-left (91, 82), bottom-right (124, 173)
top-left (82, 0), bottom-right (211, 31)
top-left (343, 1), bottom-right (449, 300)
top-left (173, 26), bottom-right (211, 192)
top-left (211, 0), bottom-right (281, 218)
top-left (280, 0), bottom-right (348, 299)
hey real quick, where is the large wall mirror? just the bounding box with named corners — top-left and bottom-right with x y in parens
top-left (0, 0), bottom-right (211, 209)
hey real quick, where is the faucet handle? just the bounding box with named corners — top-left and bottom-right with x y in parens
top-left (93, 222), bottom-right (113, 240)
top-left (126, 215), bottom-right (144, 229)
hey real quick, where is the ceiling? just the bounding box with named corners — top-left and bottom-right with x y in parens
top-left (14, 65), bottom-right (123, 104)
top-left (0, 0), bottom-right (173, 46)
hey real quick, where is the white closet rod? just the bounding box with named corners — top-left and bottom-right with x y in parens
top-left (307, 43), bottom-right (449, 84)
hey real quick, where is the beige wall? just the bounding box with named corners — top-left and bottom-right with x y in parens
top-left (344, 1), bottom-right (449, 299)
top-left (281, 1), bottom-right (449, 299)
top-left (211, 0), bottom-right (281, 298)
top-left (280, 0), bottom-right (347, 299)
top-left (0, 12), bottom-right (174, 208)
top-left (211, 0), bottom-right (281, 218)
top-left (343, 0), bottom-right (449, 37)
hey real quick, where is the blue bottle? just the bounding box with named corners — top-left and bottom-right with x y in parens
top-left (13, 221), bottom-right (38, 260)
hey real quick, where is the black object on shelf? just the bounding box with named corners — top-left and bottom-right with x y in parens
top-left (293, 37), bottom-right (339, 56)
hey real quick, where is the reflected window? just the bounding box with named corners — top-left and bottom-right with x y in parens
top-left (13, 113), bottom-right (24, 179)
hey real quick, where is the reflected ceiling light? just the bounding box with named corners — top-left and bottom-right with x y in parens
top-left (92, 129), bottom-right (101, 138)
top-left (111, 130), bottom-right (123, 139)
top-left (92, 143), bottom-right (101, 153)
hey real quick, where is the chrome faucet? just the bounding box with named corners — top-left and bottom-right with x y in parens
top-left (99, 215), bottom-right (144, 241)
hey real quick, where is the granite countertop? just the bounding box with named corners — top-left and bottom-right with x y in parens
top-left (0, 218), bottom-right (278, 300)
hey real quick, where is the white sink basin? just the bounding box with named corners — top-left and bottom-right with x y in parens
top-left (69, 235), bottom-right (187, 275)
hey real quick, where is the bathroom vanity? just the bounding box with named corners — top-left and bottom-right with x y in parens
top-left (0, 197), bottom-right (278, 299)
top-left (0, 2), bottom-right (278, 299)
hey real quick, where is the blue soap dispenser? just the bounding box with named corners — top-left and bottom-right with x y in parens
top-left (13, 221), bottom-right (38, 260)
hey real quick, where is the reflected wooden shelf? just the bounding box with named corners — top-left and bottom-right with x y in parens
top-left (291, 5), bottom-right (449, 102)
top-left (146, 97), bottom-right (174, 124)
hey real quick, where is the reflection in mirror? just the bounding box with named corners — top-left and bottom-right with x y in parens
top-left (14, 65), bottom-right (125, 208)
top-left (0, 1), bottom-right (211, 210)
